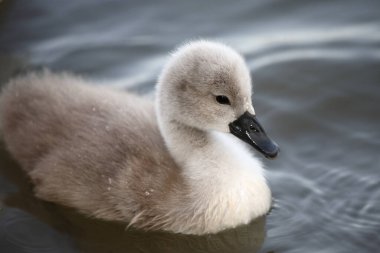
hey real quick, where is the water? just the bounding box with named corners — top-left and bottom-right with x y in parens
top-left (1, 0), bottom-right (380, 252)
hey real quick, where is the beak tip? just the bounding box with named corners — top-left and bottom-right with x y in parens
top-left (266, 143), bottom-right (280, 159)
top-left (265, 149), bottom-right (279, 159)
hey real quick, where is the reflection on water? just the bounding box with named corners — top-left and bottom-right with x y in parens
top-left (1, 0), bottom-right (380, 252)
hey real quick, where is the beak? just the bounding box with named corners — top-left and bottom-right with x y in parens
top-left (229, 111), bottom-right (279, 159)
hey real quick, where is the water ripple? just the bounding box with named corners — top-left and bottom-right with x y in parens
top-left (228, 23), bottom-right (380, 54)
top-left (0, 208), bottom-right (76, 252)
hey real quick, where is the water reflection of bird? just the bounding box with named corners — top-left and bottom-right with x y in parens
top-left (0, 41), bottom-right (278, 235)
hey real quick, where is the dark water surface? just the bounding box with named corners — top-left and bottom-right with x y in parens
top-left (1, 0), bottom-right (380, 252)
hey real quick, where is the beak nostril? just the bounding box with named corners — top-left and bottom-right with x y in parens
top-left (249, 125), bottom-right (258, 132)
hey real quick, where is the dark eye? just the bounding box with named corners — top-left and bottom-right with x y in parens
top-left (215, 95), bottom-right (230, 105)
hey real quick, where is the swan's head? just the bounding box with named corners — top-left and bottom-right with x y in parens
top-left (157, 40), bottom-right (279, 159)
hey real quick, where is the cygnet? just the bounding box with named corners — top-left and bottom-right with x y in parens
top-left (0, 40), bottom-right (279, 235)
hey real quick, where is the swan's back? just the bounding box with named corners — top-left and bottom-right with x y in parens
top-left (0, 71), bottom-right (180, 222)
top-left (1, 72), bottom-right (156, 167)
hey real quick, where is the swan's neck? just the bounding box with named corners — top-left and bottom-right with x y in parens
top-left (162, 120), bottom-right (267, 185)
top-left (158, 118), bottom-right (272, 233)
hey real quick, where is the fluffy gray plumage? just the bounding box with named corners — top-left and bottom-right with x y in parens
top-left (0, 41), bottom-right (271, 234)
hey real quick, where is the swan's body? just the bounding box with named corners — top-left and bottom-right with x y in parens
top-left (0, 41), bottom-right (278, 234)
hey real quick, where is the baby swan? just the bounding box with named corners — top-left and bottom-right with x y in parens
top-left (0, 41), bottom-right (278, 235)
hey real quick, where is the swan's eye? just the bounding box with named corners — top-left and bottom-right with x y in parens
top-left (215, 95), bottom-right (230, 105)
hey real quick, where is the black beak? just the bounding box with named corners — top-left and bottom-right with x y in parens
top-left (229, 111), bottom-right (279, 159)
